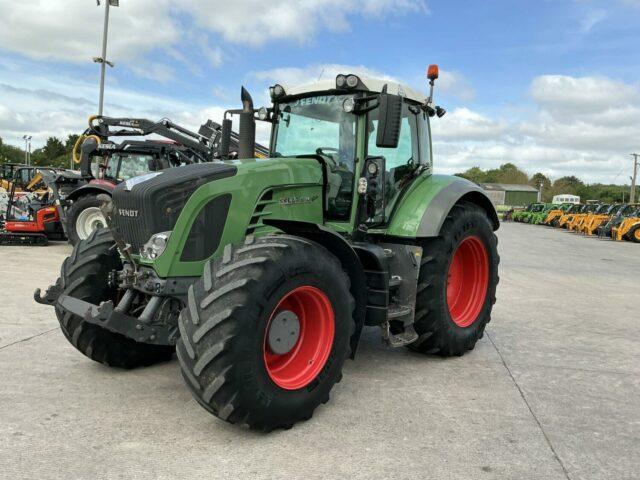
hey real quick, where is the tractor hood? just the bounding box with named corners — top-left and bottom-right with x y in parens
top-left (111, 157), bottom-right (324, 277)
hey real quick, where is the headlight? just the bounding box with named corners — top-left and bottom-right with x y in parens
top-left (270, 84), bottom-right (285, 100)
top-left (342, 97), bottom-right (356, 113)
top-left (346, 74), bottom-right (359, 88)
top-left (140, 231), bottom-right (171, 260)
top-left (258, 106), bottom-right (269, 120)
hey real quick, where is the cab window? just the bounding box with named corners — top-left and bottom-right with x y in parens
top-left (274, 94), bottom-right (358, 221)
top-left (367, 102), bottom-right (420, 217)
top-left (114, 154), bottom-right (155, 181)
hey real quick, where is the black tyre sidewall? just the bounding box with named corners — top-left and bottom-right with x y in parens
top-left (56, 228), bottom-right (174, 368)
top-left (437, 209), bottom-right (498, 345)
top-left (178, 235), bottom-right (354, 430)
top-left (237, 269), bottom-right (351, 425)
top-left (412, 203), bottom-right (499, 356)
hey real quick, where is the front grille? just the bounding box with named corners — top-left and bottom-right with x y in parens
top-left (111, 163), bottom-right (237, 253)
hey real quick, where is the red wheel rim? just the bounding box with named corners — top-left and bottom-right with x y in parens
top-left (446, 236), bottom-right (489, 327)
top-left (263, 286), bottom-right (335, 390)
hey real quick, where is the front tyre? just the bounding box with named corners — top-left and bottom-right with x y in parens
top-left (410, 201), bottom-right (499, 356)
top-left (56, 228), bottom-right (175, 368)
top-left (177, 235), bottom-right (354, 431)
top-left (65, 194), bottom-right (111, 245)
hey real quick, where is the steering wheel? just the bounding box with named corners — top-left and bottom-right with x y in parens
top-left (316, 147), bottom-right (340, 169)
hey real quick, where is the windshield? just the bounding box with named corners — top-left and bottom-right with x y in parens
top-left (273, 94), bottom-right (358, 221)
top-left (113, 153), bottom-right (155, 181)
top-left (274, 94), bottom-right (357, 159)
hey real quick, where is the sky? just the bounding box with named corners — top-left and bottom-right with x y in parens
top-left (0, 0), bottom-right (639, 183)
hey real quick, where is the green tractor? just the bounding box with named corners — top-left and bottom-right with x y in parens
top-left (36, 66), bottom-right (499, 431)
top-left (530, 203), bottom-right (558, 225)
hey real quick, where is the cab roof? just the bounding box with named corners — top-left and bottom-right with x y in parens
top-left (282, 76), bottom-right (428, 104)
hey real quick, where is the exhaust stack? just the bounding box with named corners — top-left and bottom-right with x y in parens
top-left (218, 118), bottom-right (232, 159)
top-left (238, 86), bottom-right (256, 159)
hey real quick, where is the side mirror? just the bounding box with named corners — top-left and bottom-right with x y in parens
top-left (376, 91), bottom-right (402, 148)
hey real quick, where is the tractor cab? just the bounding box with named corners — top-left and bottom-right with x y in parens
top-left (267, 77), bottom-right (435, 226)
top-left (214, 70), bottom-right (445, 234)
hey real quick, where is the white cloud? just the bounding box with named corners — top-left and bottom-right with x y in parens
top-left (579, 9), bottom-right (607, 32)
top-left (251, 64), bottom-right (397, 88)
top-left (437, 70), bottom-right (476, 101)
top-left (432, 74), bottom-right (640, 183)
top-left (530, 75), bottom-right (637, 115)
top-left (0, 0), bottom-right (178, 63)
top-left (180, 0), bottom-right (428, 46)
top-left (433, 108), bottom-right (505, 141)
top-left (0, 0), bottom-right (428, 68)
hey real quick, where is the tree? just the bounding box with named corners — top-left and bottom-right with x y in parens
top-left (530, 172), bottom-right (552, 201)
top-left (495, 163), bottom-right (529, 184)
top-left (455, 166), bottom-right (486, 184)
top-left (42, 137), bottom-right (66, 159)
top-left (65, 134), bottom-right (80, 153)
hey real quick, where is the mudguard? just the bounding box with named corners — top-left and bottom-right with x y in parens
top-left (383, 174), bottom-right (499, 238)
top-left (67, 181), bottom-right (115, 202)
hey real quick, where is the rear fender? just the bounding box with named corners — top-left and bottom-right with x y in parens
top-left (384, 174), bottom-right (499, 238)
top-left (67, 183), bottom-right (114, 202)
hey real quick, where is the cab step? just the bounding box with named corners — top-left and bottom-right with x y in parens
top-left (381, 321), bottom-right (419, 348)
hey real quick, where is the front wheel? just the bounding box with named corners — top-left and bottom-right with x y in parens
top-left (410, 201), bottom-right (499, 356)
top-left (65, 194), bottom-right (111, 245)
top-left (176, 235), bottom-right (354, 431)
top-left (626, 224), bottom-right (640, 243)
top-left (56, 228), bottom-right (175, 368)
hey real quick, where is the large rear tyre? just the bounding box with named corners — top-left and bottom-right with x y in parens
top-left (176, 235), bottom-right (354, 431)
top-left (65, 194), bottom-right (111, 246)
top-left (56, 228), bottom-right (174, 368)
top-left (410, 201), bottom-right (499, 356)
top-left (627, 224), bottom-right (640, 243)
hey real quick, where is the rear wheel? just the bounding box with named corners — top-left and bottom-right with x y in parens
top-left (410, 201), bottom-right (499, 356)
top-left (176, 235), bottom-right (354, 431)
top-left (56, 228), bottom-right (174, 368)
top-left (65, 194), bottom-right (111, 245)
top-left (627, 224), bottom-right (640, 243)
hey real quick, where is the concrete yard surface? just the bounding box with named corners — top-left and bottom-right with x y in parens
top-left (0, 223), bottom-right (638, 480)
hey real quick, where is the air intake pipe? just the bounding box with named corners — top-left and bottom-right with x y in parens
top-left (238, 86), bottom-right (256, 160)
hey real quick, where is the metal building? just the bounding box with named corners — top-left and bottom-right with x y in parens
top-left (481, 183), bottom-right (539, 206)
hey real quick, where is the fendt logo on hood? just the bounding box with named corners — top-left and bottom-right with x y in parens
top-left (118, 208), bottom-right (139, 218)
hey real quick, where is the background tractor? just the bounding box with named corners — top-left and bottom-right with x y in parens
top-left (611, 208), bottom-right (640, 242)
top-left (568, 203), bottom-right (607, 232)
top-left (599, 204), bottom-right (639, 238)
top-left (53, 116), bottom-right (269, 245)
top-left (530, 203), bottom-right (557, 225)
top-left (542, 203), bottom-right (573, 226)
top-left (512, 202), bottom-right (542, 222)
top-left (36, 66), bottom-right (500, 431)
top-left (579, 204), bottom-right (621, 236)
top-left (558, 203), bottom-right (592, 229)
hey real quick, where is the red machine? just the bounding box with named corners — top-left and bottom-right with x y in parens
top-left (0, 168), bottom-right (65, 246)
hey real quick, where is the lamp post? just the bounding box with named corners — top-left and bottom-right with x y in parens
top-left (631, 153), bottom-right (639, 204)
top-left (22, 135), bottom-right (31, 165)
top-left (94, 0), bottom-right (119, 116)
